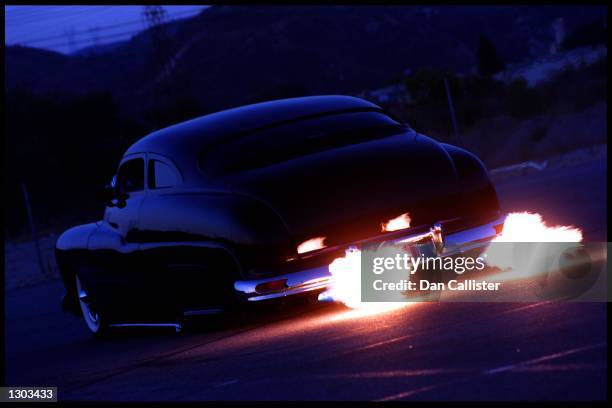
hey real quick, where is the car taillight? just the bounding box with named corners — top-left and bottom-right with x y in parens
top-left (297, 236), bottom-right (326, 254)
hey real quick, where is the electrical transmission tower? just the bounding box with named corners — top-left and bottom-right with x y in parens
top-left (88, 26), bottom-right (100, 48)
top-left (64, 27), bottom-right (76, 53)
top-left (142, 6), bottom-right (173, 86)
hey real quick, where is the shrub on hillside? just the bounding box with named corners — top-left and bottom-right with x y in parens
top-left (505, 78), bottom-right (544, 118)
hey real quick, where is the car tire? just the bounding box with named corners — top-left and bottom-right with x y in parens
top-left (75, 274), bottom-right (110, 337)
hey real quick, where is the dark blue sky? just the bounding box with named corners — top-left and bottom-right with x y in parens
top-left (5, 5), bottom-right (208, 54)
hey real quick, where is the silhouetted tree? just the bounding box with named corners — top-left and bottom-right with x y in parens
top-left (403, 68), bottom-right (460, 107)
top-left (505, 78), bottom-right (543, 118)
top-left (477, 35), bottom-right (505, 76)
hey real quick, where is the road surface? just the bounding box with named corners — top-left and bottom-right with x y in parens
top-left (4, 158), bottom-right (607, 400)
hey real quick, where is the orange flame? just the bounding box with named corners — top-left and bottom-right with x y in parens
top-left (319, 246), bottom-right (410, 313)
top-left (320, 211), bottom-right (584, 311)
top-left (485, 212), bottom-right (583, 272)
top-left (382, 212), bottom-right (411, 232)
top-left (492, 212), bottom-right (583, 243)
top-left (297, 236), bottom-right (327, 254)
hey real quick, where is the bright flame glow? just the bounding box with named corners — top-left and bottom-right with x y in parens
top-left (297, 236), bottom-right (327, 254)
top-left (319, 247), bottom-right (410, 313)
top-left (320, 211), bottom-right (584, 311)
top-left (382, 213), bottom-right (411, 232)
top-left (492, 212), bottom-right (583, 243)
top-left (485, 212), bottom-right (583, 272)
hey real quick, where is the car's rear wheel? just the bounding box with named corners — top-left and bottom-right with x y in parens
top-left (75, 275), bottom-right (109, 336)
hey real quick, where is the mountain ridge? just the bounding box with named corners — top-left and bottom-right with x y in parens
top-left (5, 5), bottom-right (606, 114)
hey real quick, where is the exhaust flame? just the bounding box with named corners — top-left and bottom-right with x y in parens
top-left (382, 212), bottom-right (411, 232)
top-left (319, 247), bottom-right (409, 313)
top-left (319, 247), bottom-right (362, 309)
top-left (297, 236), bottom-right (327, 254)
top-left (491, 212), bottom-right (583, 243)
top-left (320, 211), bottom-right (584, 311)
top-left (485, 211), bottom-right (583, 272)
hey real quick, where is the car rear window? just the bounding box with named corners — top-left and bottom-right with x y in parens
top-left (148, 159), bottom-right (178, 189)
top-left (198, 111), bottom-right (407, 175)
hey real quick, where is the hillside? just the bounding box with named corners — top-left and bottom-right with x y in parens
top-left (5, 5), bottom-right (606, 115)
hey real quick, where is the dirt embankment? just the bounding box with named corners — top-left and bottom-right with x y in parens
top-left (461, 101), bottom-right (606, 169)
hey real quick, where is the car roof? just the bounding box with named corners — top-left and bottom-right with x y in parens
top-left (124, 95), bottom-right (382, 158)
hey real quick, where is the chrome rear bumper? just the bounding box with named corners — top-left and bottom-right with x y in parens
top-left (234, 216), bottom-right (505, 302)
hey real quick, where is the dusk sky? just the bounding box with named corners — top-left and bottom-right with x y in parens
top-left (5, 5), bottom-right (208, 54)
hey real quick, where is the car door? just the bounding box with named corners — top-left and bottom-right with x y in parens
top-left (138, 154), bottom-right (242, 314)
top-left (138, 154), bottom-right (199, 314)
top-left (86, 154), bottom-right (148, 318)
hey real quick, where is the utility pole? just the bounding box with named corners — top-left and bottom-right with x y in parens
top-left (21, 182), bottom-right (47, 277)
top-left (64, 27), bottom-right (76, 53)
top-left (89, 26), bottom-right (100, 48)
top-left (143, 6), bottom-right (172, 85)
top-left (444, 77), bottom-right (463, 146)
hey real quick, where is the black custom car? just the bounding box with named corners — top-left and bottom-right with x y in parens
top-left (56, 95), bottom-right (504, 335)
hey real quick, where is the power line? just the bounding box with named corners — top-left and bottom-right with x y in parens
top-left (8, 6), bottom-right (112, 19)
top-left (7, 6), bottom-right (114, 26)
top-left (12, 8), bottom-right (204, 48)
top-left (19, 7), bottom-right (203, 45)
top-left (21, 12), bottom-right (203, 51)
top-left (6, 6), bottom-right (104, 19)
top-left (6, 5), bottom-right (99, 15)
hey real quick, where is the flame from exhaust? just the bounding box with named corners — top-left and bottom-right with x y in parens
top-left (491, 212), bottom-right (583, 243)
top-left (297, 236), bottom-right (327, 254)
top-left (319, 247), bottom-right (410, 313)
top-left (485, 211), bottom-right (583, 272)
top-left (382, 212), bottom-right (411, 232)
top-left (320, 211), bottom-right (584, 310)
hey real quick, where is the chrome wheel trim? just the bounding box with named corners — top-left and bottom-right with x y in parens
top-left (75, 275), bottom-right (101, 333)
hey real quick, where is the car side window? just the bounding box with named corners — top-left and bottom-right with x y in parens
top-left (116, 158), bottom-right (145, 193)
top-left (148, 159), bottom-right (178, 189)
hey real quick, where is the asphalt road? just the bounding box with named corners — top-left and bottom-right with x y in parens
top-left (4, 158), bottom-right (607, 401)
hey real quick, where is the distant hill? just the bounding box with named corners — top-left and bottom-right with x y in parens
top-left (5, 5), bottom-right (606, 115)
top-left (73, 40), bottom-right (126, 57)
